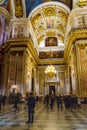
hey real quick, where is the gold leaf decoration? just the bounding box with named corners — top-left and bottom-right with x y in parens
top-left (58, 34), bottom-right (64, 43)
top-left (14, 0), bottom-right (23, 18)
top-left (31, 13), bottom-right (41, 25)
top-left (46, 31), bottom-right (56, 37)
top-left (77, 0), bottom-right (87, 7)
top-left (38, 25), bottom-right (44, 33)
top-left (57, 24), bottom-right (64, 32)
top-left (58, 10), bottom-right (68, 22)
top-left (38, 35), bottom-right (45, 44)
top-left (44, 7), bottom-right (56, 17)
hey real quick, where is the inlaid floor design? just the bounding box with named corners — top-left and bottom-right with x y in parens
top-left (0, 104), bottom-right (87, 130)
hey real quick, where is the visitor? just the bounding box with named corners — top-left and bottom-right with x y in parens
top-left (26, 92), bottom-right (35, 123)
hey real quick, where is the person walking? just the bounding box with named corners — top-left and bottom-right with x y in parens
top-left (45, 94), bottom-right (50, 108)
top-left (2, 94), bottom-right (7, 106)
top-left (26, 92), bottom-right (35, 123)
top-left (57, 95), bottom-right (63, 110)
top-left (13, 93), bottom-right (20, 112)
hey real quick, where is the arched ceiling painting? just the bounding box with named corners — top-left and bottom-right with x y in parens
top-left (0, 0), bottom-right (9, 12)
top-left (25, 0), bottom-right (72, 17)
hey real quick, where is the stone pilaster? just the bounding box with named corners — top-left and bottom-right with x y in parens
top-left (75, 41), bottom-right (87, 96)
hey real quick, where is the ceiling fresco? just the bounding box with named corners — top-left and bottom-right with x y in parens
top-left (29, 2), bottom-right (70, 48)
top-left (0, 0), bottom-right (9, 12)
top-left (39, 51), bottom-right (64, 59)
top-left (45, 37), bottom-right (58, 47)
top-left (25, 0), bottom-right (72, 17)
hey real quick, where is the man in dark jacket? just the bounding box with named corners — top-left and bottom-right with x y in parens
top-left (26, 92), bottom-right (35, 123)
top-left (14, 93), bottom-right (20, 112)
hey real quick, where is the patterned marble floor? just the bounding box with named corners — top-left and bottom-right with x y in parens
top-left (0, 104), bottom-right (87, 130)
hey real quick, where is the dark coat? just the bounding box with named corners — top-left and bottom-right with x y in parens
top-left (27, 96), bottom-right (35, 109)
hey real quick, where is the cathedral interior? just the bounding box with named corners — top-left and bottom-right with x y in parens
top-left (0, 0), bottom-right (87, 97)
top-left (0, 1), bottom-right (87, 130)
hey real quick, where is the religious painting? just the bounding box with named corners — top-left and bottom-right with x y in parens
top-left (46, 19), bottom-right (54, 29)
top-left (0, 0), bottom-right (9, 12)
top-left (45, 37), bottom-right (57, 47)
top-left (39, 51), bottom-right (64, 59)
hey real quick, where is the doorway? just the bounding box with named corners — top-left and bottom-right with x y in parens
top-left (49, 86), bottom-right (55, 95)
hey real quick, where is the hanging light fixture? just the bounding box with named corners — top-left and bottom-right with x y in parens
top-left (45, 38), bottom-right (57, 78)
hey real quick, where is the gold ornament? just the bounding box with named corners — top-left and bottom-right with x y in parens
top-left (15, 0), bottom-right (23, 18)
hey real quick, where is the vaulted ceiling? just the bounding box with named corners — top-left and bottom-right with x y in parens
top-left (29, 2), bottom-right (70, 46)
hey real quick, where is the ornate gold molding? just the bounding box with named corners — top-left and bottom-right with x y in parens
top-left (64, 29), bottom-right (87, 62)
top-left (76, 43), bottom-right (87, 48)
top-left (4, 38), bottom-right (39, 65)
top-left (31, 13), bottom-right (42, 26)
top-left (43, 7), bottom-right (56, 17)
top-left (4, 37), bottom-right (65, 65)
top-left (77, 0), bottom-right (87, 8)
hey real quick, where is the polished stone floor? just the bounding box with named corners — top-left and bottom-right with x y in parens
top-left (0, 103), bottom-right (87, 130)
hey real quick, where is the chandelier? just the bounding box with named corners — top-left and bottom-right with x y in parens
top-left (45, 64), bottom-right (57, 78)
top-left (45, 38), bottom-right (57, 78)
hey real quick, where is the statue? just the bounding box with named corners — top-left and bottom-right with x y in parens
top-left (15, 0), bottom-right (23, 18)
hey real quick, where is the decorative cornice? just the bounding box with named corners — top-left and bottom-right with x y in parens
top-left (64, 29), bottom-right (87, 63)
top-left (39, 59), bottom-right (65, 65)
top-left (3, 38), bottom-right (39, 64)
top-left (3, 37), bottom-right (65, 65)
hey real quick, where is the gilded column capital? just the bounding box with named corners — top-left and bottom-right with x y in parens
top-left (76, 43), bottom-right (87, 49)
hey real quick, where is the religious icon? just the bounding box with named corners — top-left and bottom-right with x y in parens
top-left (46, 19), bottom-right (54, 29)
top-left (45, 37), bottom-right (57, 47)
